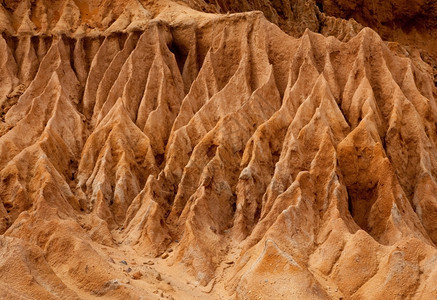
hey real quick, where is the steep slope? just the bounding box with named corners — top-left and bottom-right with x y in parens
top-left (183, 0), bottom-right (437, 85)
top-left (0, 1), bottom-right (437, 299)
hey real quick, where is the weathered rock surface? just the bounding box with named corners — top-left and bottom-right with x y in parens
top-left (185, 0), bottom-right (437, 84)
top-left (0, 0), bottom-right (436, 299)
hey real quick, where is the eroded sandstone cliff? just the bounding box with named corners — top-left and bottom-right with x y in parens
top-left (0, 0), bottom-right (436, 299)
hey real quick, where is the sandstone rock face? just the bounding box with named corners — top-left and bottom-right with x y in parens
top-left (185, 0), bottom-right (437, 84)
top-left (0, 1), bottom-right (436, 299)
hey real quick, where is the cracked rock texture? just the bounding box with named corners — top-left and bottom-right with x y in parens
top-left (0, 0), bottom-right (436, 299)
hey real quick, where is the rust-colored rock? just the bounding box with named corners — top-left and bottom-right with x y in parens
top-left (0, 0), bottom-right (436, 299)
top-left (132, 271), bottom-right (142, 280)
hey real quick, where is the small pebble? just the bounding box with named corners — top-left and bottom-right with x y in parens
top-left (132, 271), bottom-right (142, 280)
top-left (155, 273), bottom-right (162, 281)
top-left (120, 260), bottom-right (127, 265)
top-left (125, 267), bottom-right (132, 273)
top-left (161, 253), bottom-right (169, 259)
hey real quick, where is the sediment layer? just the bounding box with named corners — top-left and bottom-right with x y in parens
top-left (0, 1), bottom-right (436, 299)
